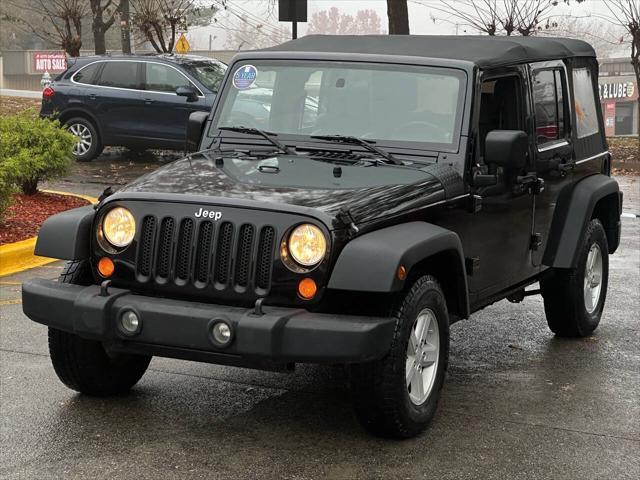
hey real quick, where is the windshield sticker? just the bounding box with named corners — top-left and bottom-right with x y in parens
top-left (233, 65), bottom-right (257, 90)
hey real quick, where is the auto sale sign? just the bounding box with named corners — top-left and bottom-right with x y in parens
top-left (32, 52), bottom-right (67, 73)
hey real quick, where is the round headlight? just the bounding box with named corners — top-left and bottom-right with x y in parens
top-left (102, 207), bottom-right (136, 248)
top-left (288, 224), bottom-right (327, 267)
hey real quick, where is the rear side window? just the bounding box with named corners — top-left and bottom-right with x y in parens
top-left (73, 63), bottom-right (101, 85)
top-left (572, 68), bottom-right (599, 138)
top-left (97, 61), bottom-right (141, 89)
top-left (144, 63), bottom-right (192, 93)
top-left (532, 69), bottom-right (566, 146)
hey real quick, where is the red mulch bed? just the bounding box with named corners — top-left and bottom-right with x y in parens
top-left (0, 192), bottom-right (90, 245)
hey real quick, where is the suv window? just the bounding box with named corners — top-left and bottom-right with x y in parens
top-left (97, 61), bottom-right (141, 89)
top-left (572, 68), bottom-right (599, 138)
top-left (533, 69), bottom-right (566, 146)
top-left (145, 63), bottom-right (192, 93)
top-left (73, 63), bottom-right (101, 85)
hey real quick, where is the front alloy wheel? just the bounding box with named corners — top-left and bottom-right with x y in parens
top-left (69, 122), bottom-right (92, 157)
top-left (406, 308), bottom-right (439, 405)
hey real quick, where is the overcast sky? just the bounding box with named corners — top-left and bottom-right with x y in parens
top-left (187, 0), bottom-right (629, 56)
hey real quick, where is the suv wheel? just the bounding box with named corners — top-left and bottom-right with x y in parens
top-left (541, 219), bottom-right (609, 337)
top-left (66, 117), bottom-right (103, 162)
top-left (350, 275), bottom-right (449, 438)
top-left (48, 260), bottom-right (151, 396)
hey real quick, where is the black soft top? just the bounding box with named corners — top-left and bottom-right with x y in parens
top-left (261, 35), bottom-right (595, 68)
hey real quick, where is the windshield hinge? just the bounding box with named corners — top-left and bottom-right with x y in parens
top-left (337, 209), bottom-right (359, 235)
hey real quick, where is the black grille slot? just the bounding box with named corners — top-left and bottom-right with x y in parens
top-left (156, 217), bottom-right (175, 279)
top-left (194, 221), bottom-right (214, 284)
top-left (138, 216), bottom-right (156, 277)
top-left (175, 218), bottom-right (194, 281)
top-left (235, 224), bottom-right (255, 287)
top-left (256, 226), bottom-right (275, 290)
top-left (214, 222), bottom-right (234, 285)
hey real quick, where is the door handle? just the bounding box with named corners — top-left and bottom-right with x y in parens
top-left (144, 98), bottom-right (154, 105)
top-left (88, 94), bottom-right (97, 100)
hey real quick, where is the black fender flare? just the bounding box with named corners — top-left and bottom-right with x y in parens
top-left (542, 174), bottom-right (621, 269)
top-left (328, 222), bottom-right (470, 318)
top-left (34, 206), bottom-right (95, 260)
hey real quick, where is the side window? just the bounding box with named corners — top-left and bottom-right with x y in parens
top-left (97, 61), bottom-right (141, 89)
top-left (532, 69), bottom-right (567, 146)
top-left (145, 63), bottom-right (191, 93)
top-left (572, 68), bottom-right (599, 138)
top-left (73, 63), bottom-right (101, 85)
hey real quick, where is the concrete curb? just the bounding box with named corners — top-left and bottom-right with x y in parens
top-left (0, 190), bottom-right (98, 277)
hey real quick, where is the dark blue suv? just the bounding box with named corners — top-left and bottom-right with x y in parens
top-left (41, 54), bottom-right (227, 161)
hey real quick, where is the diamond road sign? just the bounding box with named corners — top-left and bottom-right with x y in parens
top-left (175, 33), bottom-right (190, 54)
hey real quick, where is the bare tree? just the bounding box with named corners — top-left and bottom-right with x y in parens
top-left (542, 16), bottom-right (627, 58)
top-left (307, 7), bottom-right (385, 36)
top-left (387, 0), bottom-right (409, 34)
top-left (224, 15), bottom-right (290, 50)
top-left (428, 0), bottom-right (583, 37)
top-left (603, 0), bottom-right (640, 144)
top-left (131, 0), bottom-right (219, 53)
top-left (90, 1), bottom-right (121, 54)
top-left (5, 0), bottom-right (88, 56)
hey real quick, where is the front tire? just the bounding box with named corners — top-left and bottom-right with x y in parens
top-left (541, 219), bottom-right (609, 337)
top-left (66, 117), bottom-right (102, 162)
top-left (48, 260), bottom-right (151, 396)
top-left (350, 275), bottom-right (449, 438)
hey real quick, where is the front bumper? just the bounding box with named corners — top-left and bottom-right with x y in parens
top-left (22, 279), bottom-right (394, 369)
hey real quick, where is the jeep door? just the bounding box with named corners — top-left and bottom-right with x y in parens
top-left (92, 60), bottom-right (146, 145)
top-left (138, 62), bottom-right (213, 149)
top-left (529, 61), bottom-right (575, 267)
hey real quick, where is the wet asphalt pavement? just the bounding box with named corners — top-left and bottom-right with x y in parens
top-left (1, 161), bottom-right (639, 478)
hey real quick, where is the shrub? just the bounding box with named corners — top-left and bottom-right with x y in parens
top-left (0, 169), bottom-right (14, 222)
top-left (0, 109), bottom-right (75, 196)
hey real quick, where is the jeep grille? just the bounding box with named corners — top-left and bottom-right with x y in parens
top-left (136, 215), bottom-right (276, 293)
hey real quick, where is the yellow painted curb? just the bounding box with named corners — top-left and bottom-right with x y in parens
top-left (0, 190), bottom-right (98, 277)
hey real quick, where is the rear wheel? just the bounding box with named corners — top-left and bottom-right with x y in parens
top-left (48, 260), bottom-right (151, 396)
top-left (66, 117), bottom-right (102, 162)
top-left (350, 275), bottom-right (449, 438)
top-left (541, 219), bottom-right (609, 337)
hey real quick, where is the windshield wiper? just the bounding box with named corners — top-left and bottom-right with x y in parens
top-left (310, 134), bottom-right (401, 165)
top-left (219, 126), bottom-right (294, 155)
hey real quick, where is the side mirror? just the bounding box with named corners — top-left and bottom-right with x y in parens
top-left (485, 130), bottom-right (528, 170)
top-left (176, 85), bottom-right (199, 103)
top-left (185, 111), bottom-right (209, 152)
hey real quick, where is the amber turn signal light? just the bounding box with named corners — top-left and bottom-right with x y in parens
top-left (298, 278), bottom-right (317, 300)
top-left (97, 257), bottom-right (115, 277)
top-left (397, 265), bottom-right (407, 280)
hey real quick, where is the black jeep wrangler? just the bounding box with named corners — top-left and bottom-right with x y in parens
top-left (23, 36), bottom-right (622, 438)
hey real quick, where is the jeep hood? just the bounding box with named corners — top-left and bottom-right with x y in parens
top-left (117, 152), bottom-right (464, 226)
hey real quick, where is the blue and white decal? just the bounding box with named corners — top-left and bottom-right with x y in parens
top-left (232, 65), bottom-right (257, 90)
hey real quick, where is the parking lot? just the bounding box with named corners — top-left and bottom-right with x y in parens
top-left (1, 166), bottom-right (639, 479)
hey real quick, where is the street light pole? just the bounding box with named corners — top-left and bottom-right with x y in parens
top-left (291, 0), bottom-right (297, 39)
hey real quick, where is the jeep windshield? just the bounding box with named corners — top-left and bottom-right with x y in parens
top-left (212, 61), bottom-right (466, 152)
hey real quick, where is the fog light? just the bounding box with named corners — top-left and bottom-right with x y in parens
top-left (210, 320), bottom-right (233, 347)
top-left (119, 309), bottom-right (141, 335)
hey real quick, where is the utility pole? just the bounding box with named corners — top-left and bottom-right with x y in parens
top-left (291, 0), bottom-right (297, 39)
top-left (120, 0), bottom-right (131, 54)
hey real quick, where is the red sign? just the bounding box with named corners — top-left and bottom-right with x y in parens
top-left (32, 52), bottom-right (67, 73)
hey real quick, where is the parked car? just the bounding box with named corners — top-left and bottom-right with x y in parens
top-left (40, 54), bottom-right (227, 161)
top-left (24, 36), bottom-right (622, 438)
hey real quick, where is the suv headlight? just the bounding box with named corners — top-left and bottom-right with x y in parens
top-left (101, 207), bottom-right (136, 248)
top-left (287, 224), bottom-right (327, 267)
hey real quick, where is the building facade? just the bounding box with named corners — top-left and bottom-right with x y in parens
top-left (599, 58), bottom-right (638, 137)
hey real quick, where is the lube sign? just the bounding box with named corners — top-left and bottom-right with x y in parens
top-left (599, 81), bottom-right (635, 101)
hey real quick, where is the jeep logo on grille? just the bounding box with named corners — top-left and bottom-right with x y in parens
top-left (194, 208), bottom-right (222, 220)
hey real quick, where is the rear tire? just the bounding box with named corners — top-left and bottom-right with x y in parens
top-left (350, 275), bottom-right (449, 438)
top-left (65, 117), bottom-right (102, 162)
top-left (540, 219), bottom-right (609, 337)
top-left (48, 260), bottom-right (151, 396)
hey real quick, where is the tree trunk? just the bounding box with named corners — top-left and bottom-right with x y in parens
top-left (387, 0), bottom-right (409, 34)
top-left (21, 178), bottom-right (39, 196)
top-left (119, 0), bottom-right (131, 54)
top-left (93, 23), bottom-right (106, 54)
